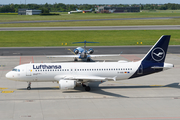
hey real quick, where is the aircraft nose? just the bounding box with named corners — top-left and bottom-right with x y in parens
top-left (6, 72), bottom-right (13, 79)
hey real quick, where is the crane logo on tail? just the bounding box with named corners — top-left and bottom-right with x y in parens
top-left (151, 47), bottom-right (165, 61)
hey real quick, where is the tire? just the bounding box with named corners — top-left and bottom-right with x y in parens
top-left (27, 87), bottom-right (31, 90)
top-left (87, 58), bottom-right (90, 62)
top-left (85, 86), bottom-right (91, 91)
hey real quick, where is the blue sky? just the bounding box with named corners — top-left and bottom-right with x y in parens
top-left (2, 0), bottom-right (180, 4)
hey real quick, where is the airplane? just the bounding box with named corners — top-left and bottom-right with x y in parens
top-left (6, 35), bottom-right (174, 91)
top-left (70, 8), bottom-right (83, 13)
top-left (47, 40), bottom-right (121, 62)
top-left (83, 8), bottom-right (93, 13)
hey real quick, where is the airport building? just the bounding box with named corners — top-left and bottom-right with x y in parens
top-left (97, 6), bottom-right (140, 13)
top-left (18, 9), bottom-right (42, 15)
top-left (26, 10), bottom-right (42, 15)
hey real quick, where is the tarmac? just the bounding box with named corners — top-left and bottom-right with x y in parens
top-left (0, 53), bottom-right (180, 120)
top-left (1, 17), bottom-right (179, 24)
top-left (1, 25), bottom-right (180, 31)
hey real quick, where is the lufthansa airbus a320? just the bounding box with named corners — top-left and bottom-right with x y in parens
top-left (6, 35), bottom-right (174, 91)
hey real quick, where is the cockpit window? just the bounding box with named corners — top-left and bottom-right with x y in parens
top-left (12, 69), bottom-right (17, 71)
top-left (12, 69), bottom-right (20, 72)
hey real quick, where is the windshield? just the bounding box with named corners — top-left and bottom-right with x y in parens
top-left (12, 69), bottom-right (20, 72)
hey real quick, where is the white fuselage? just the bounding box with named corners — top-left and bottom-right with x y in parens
top-left (6, 61), bottom-right (141, 82)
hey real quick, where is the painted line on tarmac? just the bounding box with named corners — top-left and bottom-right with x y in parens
top-left (19, 56), bottom-right (34, 65)
top-left (65, 116), bottom-right (180, 120)
top-left (1, 91), bottom-right (14, 93)
top-left (0, 88), bottom-right (7, 90)
top-left (0, 87), bottom-right (14, 93)
top-left (68, 49), bottom-right (76, 55)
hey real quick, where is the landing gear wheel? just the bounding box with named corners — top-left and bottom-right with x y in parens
top-left (27, 86), bottom-right (31, 90)
top-left (85, 86), bottom-right (91, 91)
top-left (74, 58), bottom-right (78, 61)
top-left (27, 82), bottom-right (31, 90)
top-left (87, 58), bottom-right (90, 62)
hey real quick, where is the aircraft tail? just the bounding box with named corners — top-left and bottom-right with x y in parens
top-left (130, 35), bottom-right (173, 79)
top-left (141, 35), bottom-right (170, 63)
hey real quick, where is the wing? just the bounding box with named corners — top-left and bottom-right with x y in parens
top-left (89, 54), bottom-right (121, 58)
top-left (54, 75), bottom-right (117, 82)
top-left (47, 55), bottom-right (79, 58)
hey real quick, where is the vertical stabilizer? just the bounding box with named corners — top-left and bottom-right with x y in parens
top-left (130, 35), bottom-right (171, 79)
top-left (141, 35), bottom-right (171, 63)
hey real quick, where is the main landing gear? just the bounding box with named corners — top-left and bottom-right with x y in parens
top-left (74, 58), bottom-right (78, 61)
top-left (27, 82), bottom-right (31, 90)
top-left (82, 83), bottom-right (91, 91)
top-left (87, 58), bottom-right (91, 62)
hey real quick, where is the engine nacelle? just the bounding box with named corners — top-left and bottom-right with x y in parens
top-left (88, 48), bottom-right (94, 54)
top-left (74, 49), bottom-right (79, 54)
top-left (59, 80), bottom-right (76, 90)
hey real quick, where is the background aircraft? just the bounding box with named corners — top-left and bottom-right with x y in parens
top-left (83, 8), bottom-right (93, 13)
top-left (6, 35), bottom-right (173, 91)
top-left (70, 8), bottom-right (83, 13)
top-left (47, 40), bottom-right (121, 62)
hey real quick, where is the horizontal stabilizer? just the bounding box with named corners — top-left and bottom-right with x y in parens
top-left (151, 66), bottom-right (164, 69)
top-left (73, 40), bottom-right (99, 44)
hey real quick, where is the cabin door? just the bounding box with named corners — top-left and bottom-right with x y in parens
top-left (26, 65), bottom-right (32, 76)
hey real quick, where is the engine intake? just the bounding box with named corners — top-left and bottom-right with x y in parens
top-left (59, 80), bottom-right (76, 90)
top-left (88, 48), bottom-right (94, 54)
top-left (74, 49), bottom-right (79, 54)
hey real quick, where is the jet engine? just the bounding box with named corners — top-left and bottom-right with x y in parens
top-left (59, 80), bottom-right (77, 90)
top-left (88, 48), bottom-right (94, 54)
top-left (73, 49), bottom-right (79, 54)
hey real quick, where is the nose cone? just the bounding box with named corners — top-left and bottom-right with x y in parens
top-left (6, 72), bottom-right (13, 80)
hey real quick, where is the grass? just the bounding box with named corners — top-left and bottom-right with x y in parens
top-left (1, 11), bottom-right (180, 23)
top-left (1, 18), bottom-right (180, 27)
top-left (0, 30), bottom-right (179, 47)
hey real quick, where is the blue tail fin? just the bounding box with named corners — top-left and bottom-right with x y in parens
top-left (141, 35), bottom-right (171, 63)
top-left (130, 35), bottom-right (171, 79)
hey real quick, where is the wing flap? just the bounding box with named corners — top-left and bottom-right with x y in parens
top-left (54, 75), bottom-right (116, 81)
top-left (90, 54), bottom-right (120, 58)
top-left (47, 55), bottom-right (79, 58)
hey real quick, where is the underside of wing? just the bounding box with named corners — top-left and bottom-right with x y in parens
top-left (54, 75), bottom-right (116, 82)
top-left (47, 55), bottom-right (79, 58)
top-left (89, 54), bottom-right (120, 58)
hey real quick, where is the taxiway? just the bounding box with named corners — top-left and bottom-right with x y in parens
top-left (0, 52), bottom-right (180, 120)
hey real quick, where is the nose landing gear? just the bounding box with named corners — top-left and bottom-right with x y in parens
top-left (27, 82), bottom-right (31, 90)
